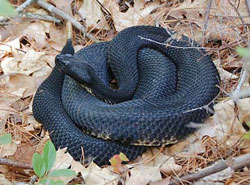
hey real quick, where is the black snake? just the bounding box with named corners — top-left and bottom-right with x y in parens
top-left (32, 26), bottom-right (220, 165)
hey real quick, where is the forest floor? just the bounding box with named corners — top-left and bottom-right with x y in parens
top-left (0, 0), bottom-right (250, 184)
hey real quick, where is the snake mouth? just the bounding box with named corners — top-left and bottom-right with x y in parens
top-left (55, 54), bottom-right (73, 72)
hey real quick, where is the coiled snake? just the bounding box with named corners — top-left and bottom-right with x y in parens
top-left (32, 26), bottom-right (220, 165)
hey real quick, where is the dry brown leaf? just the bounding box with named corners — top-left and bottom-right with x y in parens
top-left (79, 0), bottom-right (161, 31)
top-left (0, 165), bottom-right (9, 174)
top-left (141, 150), bottom-right (182, 174)
top-left (125, 165), bottom-right (162, 185)
top-left (212, 99), bottom-right (246, 144)
top-left (0, 93), bottom-right (20, 122)
top-left (80, 162), bottom-right (119, 185)
top-left (0, 174), bottom-right (12, 185)
top-left (1, 49), bottom-right (46, 75)
top-left (0, 38), bottom-right (20, 58)
top-left (50, 0), bottom-right (73, 16)
top-left (168, 0), bottom-right (250, 41)
top-left (0, 142), bottom-right (17, 158)
top-left (5, 74), bottom-right (37, 98)
top-left (105, 0), bottom-right (161, 31)
top-left (13, 143), bottom-right (35, 164)
top-left (214, 59), bottom-right (238, 81)
top-left (70, 160), bottom-right (86, 174)
top-left (79, 0), bottom-right (109, 29)
top-left (48, 23), bottom-right (67, 51)
top-left (21, 22), bottom-right (51, 49)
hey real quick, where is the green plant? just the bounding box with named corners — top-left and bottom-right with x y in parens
top-left (0, 133), bottom-right (12, 145)
top-left (236, 47), bottom-right (250, 57)
top-left (243, 121), bottom-right (250, 139)
top-left (32, 141), bottom-right (76, 185)
top-left (0, 0), bottom-right (17, 16)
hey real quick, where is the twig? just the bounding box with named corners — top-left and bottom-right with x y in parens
top-left (15, 0), bottom-right (36, 13)
top-left (169, 153), bottom-right (250, 184)
top-left (228, 0), bottom-right (245, 24)
top-left (0, 0), bottom-right (60, 24)
top-left (29, 175), bottom-right (38, 185)
top-left (0, 157), bottom-right (33, 169)
top-left (36, 0), bottom-right (99, 42)
top-left (231, 69), bottom-right (248, 101)
top-left (0, 0), bottom-right (35, 23)
top-left (246, 0), bottom-right (250, 15)
top-left (23, 13), bottom-right (61, 23)
top-left (202, 0), bottom-right (213, 44)
top-left (95, 0), bottom-right (116, 31)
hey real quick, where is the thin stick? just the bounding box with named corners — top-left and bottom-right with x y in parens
top-left (23, 12), bottom-right (60, 23)
top-left (36, 0), bottom-right (99, 42)
top-left (246, 0), bottom-right (250, 15)
top-left (231, 69), bottom-right (248, 101)
top-left (169, 153), bottom-right (250, 184)
top-left (0, 0), bottom-right (60, 24)
top-left (202, 0), bottom-right (213, 44)
top-left (0, 0), bottom-right (35, 23)
top-left (15, 0), bottom-right (36, 13)
top-left (0, 157), bottom-right (33, 169)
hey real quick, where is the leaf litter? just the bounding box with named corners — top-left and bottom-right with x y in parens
top-left (0, 0), bottom-right (250, 184)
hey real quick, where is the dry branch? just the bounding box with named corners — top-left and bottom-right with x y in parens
top-left (169, 153), bottom-right (250, 184)
top-left (0, 0), bottom-right (60, 24)
top-left (36, 0), bottom-right (99, 42)
top-left (0, 157), bottom-right (33, 169)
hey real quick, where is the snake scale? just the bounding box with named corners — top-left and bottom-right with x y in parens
top-left (33, 26), bottom-right (220, 165)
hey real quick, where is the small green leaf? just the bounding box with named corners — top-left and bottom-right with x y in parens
top-left (244, 131), bottom-right (250, 139)
top-left (236, 47), bottom-right (250, 57)
top-left (50, 180), bottom-right (65, 185)
top-left (0, 0), bottom-right (17, 16)
top-left (32, 153), bottom-right (46, 178)
top-left (119, 152), bottom-right (129, 161)
top-left (0, 133), bottom-right (11, 145)
top-left (42, 140), bottom-right (56, 172)
top-left (37, 178), bottom-right (50, 185)
top-left (48, 169), bottom-right (76, 177)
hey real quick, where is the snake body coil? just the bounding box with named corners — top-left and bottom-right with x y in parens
top-left (33, 26), bottom-right (220, 165)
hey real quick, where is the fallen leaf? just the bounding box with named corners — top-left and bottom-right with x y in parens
top-left (51, 148), bottom-right (73, 170)
top-left (70, 160), bottom-right (85, 174)
top-left (13, 143), bottom-right (35, 164)
top-left (168, 0), bottom-right (250, 41)
top-left (50, 0), bottom-right (73, 16)
top-left (214, 59), bottom-right (238, 81)
top-left (1, 49), bottom-right (46, 75)
top-left (105, 0), bottom-right (161, 31)
top-left (141, 150), bottom-right (182, 174)
top-left (0, 142), bottom-right (17, 157)
top-left (126, 165), bottom-right (162, 185)
top-left (21, 22), bottom-right (50, 49)
top-left (0, 93), bottom-right (20, 123)
top-left (0, 174), bottom-right (12, 185)
top-left (5, 74), bottom-right (37, 98)
top-left (48, 23), bottom-right (67, 51)
top-left (0, 38), bottom-right (20, 58)
top-left (78, 0), bottom-right (108, 30)
top-left (81, 162), bottom-right (119, 185)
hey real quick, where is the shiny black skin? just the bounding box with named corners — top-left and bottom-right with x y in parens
top-left (33, 26), bottom-right (220, 165)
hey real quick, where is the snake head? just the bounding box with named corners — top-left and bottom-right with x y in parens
top-left (55, 54), bottom-right (92, 86)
